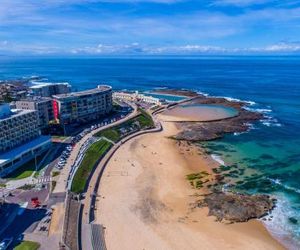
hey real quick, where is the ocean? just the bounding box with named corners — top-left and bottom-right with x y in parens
top-left (1, 56), bottom-right (300, 248)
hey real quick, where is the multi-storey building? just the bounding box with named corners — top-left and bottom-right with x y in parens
top-left (16, 97), bottom-right (54, 130)
top-left (0, 104), bottom-right (51, 177)
top-left (30, 83), bottom-right (71, 97)
top-left (52, 85), bottom-right (113, 125)
top-left (0, 104), bottom-right (40, 152)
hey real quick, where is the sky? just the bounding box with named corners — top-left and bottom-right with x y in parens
top-left (1, 0), bottom-right (300, 55)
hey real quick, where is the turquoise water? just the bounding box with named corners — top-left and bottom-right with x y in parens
top-left (0, 56), bottom-right (299, 248)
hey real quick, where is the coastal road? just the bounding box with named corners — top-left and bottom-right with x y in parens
top-left (53, 102), bottom-right (138, 194)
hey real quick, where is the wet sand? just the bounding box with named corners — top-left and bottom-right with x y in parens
top-left (160, 104), bottom-right (238, 122)
top-left (95, 116), bottom-right (284, 250)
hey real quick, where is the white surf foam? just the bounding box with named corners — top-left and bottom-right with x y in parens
top-left (223, 96), bottom-right (256, 106)
top-left (211, 154), bottom-right (226, 166)
top-left (268, 178), bottom-right (300, 195)
top-left (262, 195), bottom-right (300, 250)
top-left (196, 91), bottom-right (209, 97)
top-left (261, 116), bottom-right (282, 127)
top-left (244, 106), bottom-right (272, 113)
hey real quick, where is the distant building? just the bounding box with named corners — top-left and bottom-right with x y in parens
top-left (52, 85), bottom-right (113, 125)
top-left (30, 83), bottom-right (71, 97)
top-left (16, 97), bottom-right (54, 130)
top-left (113, 91), bottom-right (161, 105)
top-left (0, 83), bottom-right (28, 102)
top-left (0, 104), bottom-right (51, 177)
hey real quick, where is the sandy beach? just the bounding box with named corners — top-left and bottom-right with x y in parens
top-left (95, 115), bottom-right (284, 250)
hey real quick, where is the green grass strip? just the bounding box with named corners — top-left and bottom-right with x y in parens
top-left (14, 240), bottom-right (40, 250)
top-left (71, 139), bottom-right (112, 193)
top-left (95, 109), bottom-right (154, 142)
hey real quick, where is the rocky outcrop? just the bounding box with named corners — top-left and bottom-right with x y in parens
top-left (197, 191), bottom-right (276, 223)
top-left (172, 96), bottom-right (263, 141)
top-left (154, 88), bottom-right (199, 97)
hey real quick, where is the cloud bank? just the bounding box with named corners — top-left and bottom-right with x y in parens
top-left (0, 0), bottom-right (300, 55)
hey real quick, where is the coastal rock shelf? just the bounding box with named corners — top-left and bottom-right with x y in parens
top-left (196, 192), bottom-right (276, 223)
top-left (156, 90), bottom-right (264, 141)
top-left (156, 89), bottom-right (275, 224)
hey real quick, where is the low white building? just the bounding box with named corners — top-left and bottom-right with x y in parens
top-left (113, 91), bottom-right (161, 105)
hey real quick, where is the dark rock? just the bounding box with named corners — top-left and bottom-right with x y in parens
top-left (288, 217), bottom-right (298, 224)
top-left (168, 95), bottom-right (264, 142)
top-left (197, 191), bottom-right (276, 223)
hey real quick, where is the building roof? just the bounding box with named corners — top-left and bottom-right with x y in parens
top-left (30, 82), bottom-right (71, 89)
top-left (0, 106), bottom-right (36, 121)
top-left (0, 135), bottom-right (51, 166)
top-left (53, 85), bottom-right (112, 100)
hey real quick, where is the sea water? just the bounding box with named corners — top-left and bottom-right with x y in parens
top-left (0, 56), bottom-right (299, 248)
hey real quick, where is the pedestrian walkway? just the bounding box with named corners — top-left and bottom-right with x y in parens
top-left (36, 176), bottom-right (51, 184)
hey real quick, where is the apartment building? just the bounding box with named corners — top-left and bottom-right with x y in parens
top-left (0, 104), bottom-right (51, 177)
top-left (52, 85), bottom-right (113, 124)
top-left (16, 97), bottom-right (54, 130)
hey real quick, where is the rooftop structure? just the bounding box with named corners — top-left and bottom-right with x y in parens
top-left (30, 82), bottom-right (71, 97)
top-left (53, 85), bottom-right (111, 99)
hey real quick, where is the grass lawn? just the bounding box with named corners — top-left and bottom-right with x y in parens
top-left (96, 128), bottom-right (120, 142)
top-left (136, 109), bottom-right (154, 129)
top-left (95, 109), bottom-right (154, 142)
top-left (14, 241), bottom-right (40, 250)
top-left (71, 140), bottom-right (112, 193)
top-left (6, 151), bottom-right (47, 180)
top-left (51, 135), bottom-right (68, 140)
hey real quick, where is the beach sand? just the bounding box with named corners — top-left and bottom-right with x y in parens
top-left (95, 117), bottom-right (284, 250)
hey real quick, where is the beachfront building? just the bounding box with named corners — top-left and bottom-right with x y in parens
top-left (113, 91), bottom-right (161, 105)
top-left (30, 82), bottom-right (71, 97)
top-left (0, 104), bottom-right (51, 177)
top-left (52, 85), bottom-right (113, 125)
top-left (15, 97), bottom-right (54, 130)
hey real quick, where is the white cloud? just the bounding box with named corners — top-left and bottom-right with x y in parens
top-left (213, 0), bottom-right (274, 7)
top-left (68, 42), bottom-right (300, 55)
top-left (254, 42), bottom-right (300, 52)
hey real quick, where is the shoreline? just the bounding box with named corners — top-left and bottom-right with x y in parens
top-left (95, 116), bottom-right (284, 249)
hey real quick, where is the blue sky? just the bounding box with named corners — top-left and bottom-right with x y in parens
top-left (1, 0), bottom-right (300, 55)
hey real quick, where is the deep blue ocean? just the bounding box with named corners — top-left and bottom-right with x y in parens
top-left (1, 56), bottom-right (299, 248)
